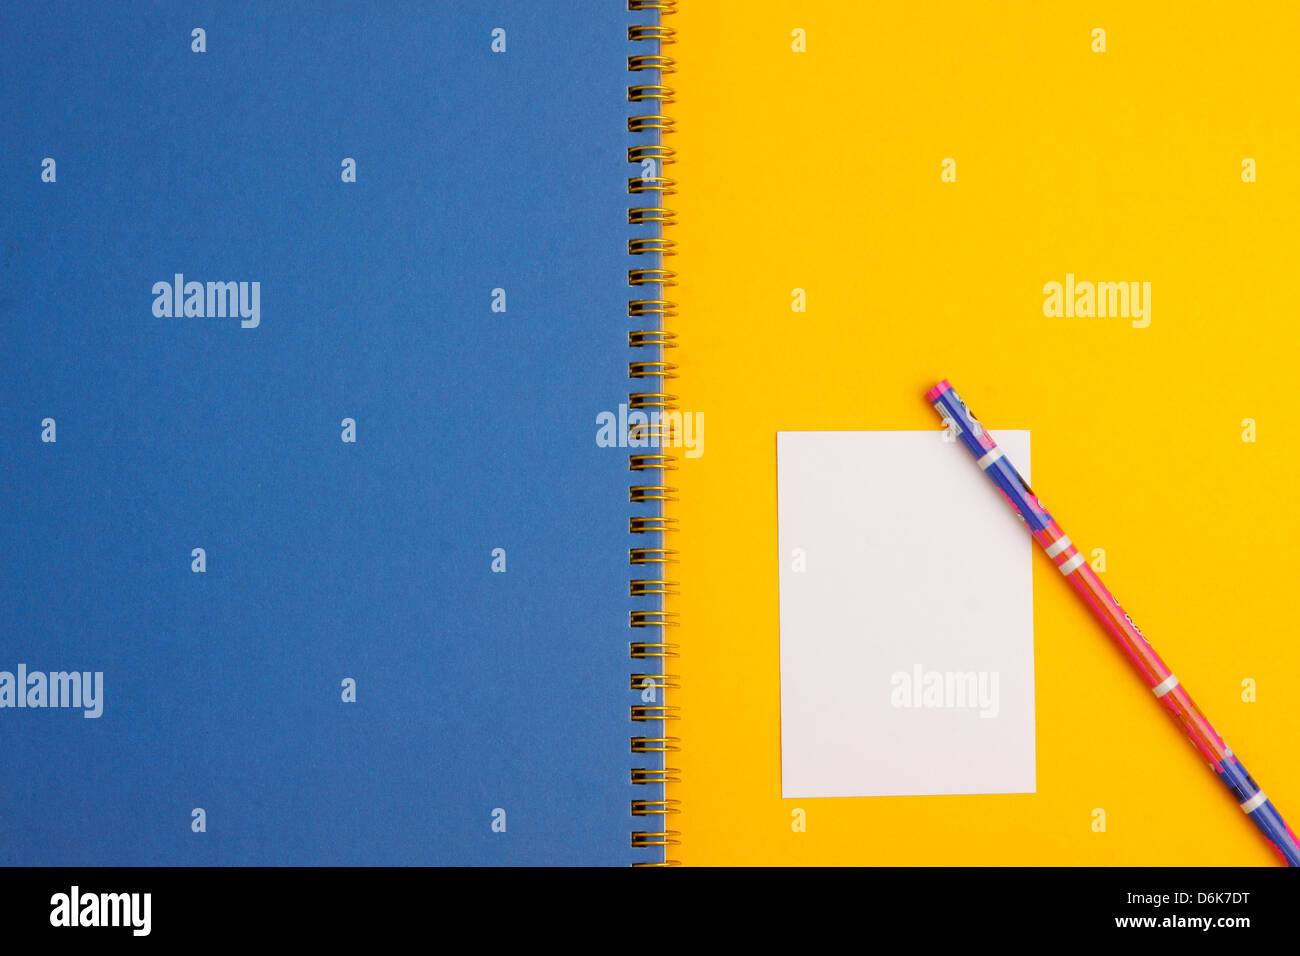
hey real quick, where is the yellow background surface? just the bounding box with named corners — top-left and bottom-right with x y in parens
top-left (668, 2), bottom-right (1300, 865)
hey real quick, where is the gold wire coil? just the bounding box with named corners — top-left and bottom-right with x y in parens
top-left (628, 207), bottom-right (676, 224)
top-left (628, 176), bottom-right (677, 196)
top-left (628, 390), bottom-right (675, 405)
top-left (629, 5), bottom-right (677, 867)
top-left (631, 799), bottom-right (682, 815)
top-left (629, 361), bottom-right (678, 379)
top-left (628, 268), bottom-right (677, 286)
top-left (630, 674), bottom-right (680, 690)
top-left (629, 548), bottom-right (678, 564)
top-left (642, 421), bottom-right (675, 440)
top-left (628, 115), bottom-right (675, 135)
top-left (628, 85), bottom-right (676, 105)
top-left (628, 427), bottom-right (674, 446)
top-left (628, 418), bottom-right (675, 436)
top-left (628, 25), bottom-right (676, 43)
top-left (628, 237), bottom-right (677, 257)
top-left (630, 580), bottom-right (679, 597)
top-left (629, 486), bottom-right (678, 503)
top-left (628, 144), bottom-right (676, 166)
top-left (629, 454), bottom-right (678, 471)
top-left (631, 737), bottom-right (682, 753)
top-left (629, 0), bottom-right (677, 13)
top-left (628, 54), bottom-right (676, 74)
top-left (628, 329), bottom-right (677, 349)
top-left (629, 515), bottom-right (677, 533)
top-left (630, 638), bottom-right (679, 654)
top-left (628, 391), bottom-right (678, 408)
top-left (631, 768), bottom-right (682, 785)
top-left (628, 208), bottom-right (676, 227)
top-left (630, 612), bottom-right (680, 630)
top-left (631, 705), bottom-right (680, 722)
top-left (628, 300), bottom-right (677, 319)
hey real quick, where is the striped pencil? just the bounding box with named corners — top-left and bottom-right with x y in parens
top-left (927, 379), bottom-right (1300, 866)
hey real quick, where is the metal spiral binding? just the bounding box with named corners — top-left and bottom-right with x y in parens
top-left (627, 0), bottom-right (680, 866)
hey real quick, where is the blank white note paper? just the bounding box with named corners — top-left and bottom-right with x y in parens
top-left (777, 430), bottom-right (1036, 798)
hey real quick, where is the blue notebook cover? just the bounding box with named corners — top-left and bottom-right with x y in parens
top-left (1, 2), bottom-right (651, 865)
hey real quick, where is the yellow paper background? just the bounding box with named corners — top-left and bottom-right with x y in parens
top-left (668, 1), bottom-right (1300, 865)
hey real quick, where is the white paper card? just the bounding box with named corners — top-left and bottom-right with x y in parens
top-left (777, 430), bottom-right (1036, 798)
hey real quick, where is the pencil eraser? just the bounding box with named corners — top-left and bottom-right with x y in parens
top-left (925, 379), bottom-right (952, 402)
